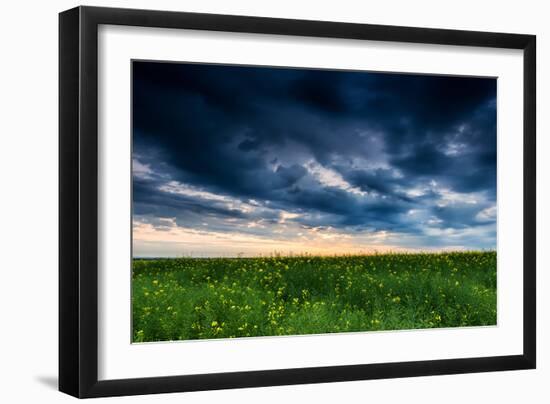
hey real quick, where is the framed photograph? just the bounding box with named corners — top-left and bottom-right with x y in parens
top-left (59, 6), bottom-right (536, 398)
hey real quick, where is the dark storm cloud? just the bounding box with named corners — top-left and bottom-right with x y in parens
top-left (341, 167), bottom-right (406, 197)
top-left (132, 61), bottom-right (497, 249)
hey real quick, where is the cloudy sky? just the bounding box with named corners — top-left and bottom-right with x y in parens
top-left (132, 61), bottom-right (497, 257)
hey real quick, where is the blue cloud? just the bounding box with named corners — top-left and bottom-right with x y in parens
top-left (132, 61), bottom-right (497, 251)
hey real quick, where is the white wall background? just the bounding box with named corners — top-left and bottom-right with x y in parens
top-left (0, 0), bottom-right (546, 402)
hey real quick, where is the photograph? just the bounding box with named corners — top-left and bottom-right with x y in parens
top-left (54, 3), bottom-right (538, 399)
top-left (131, 61), bottom-right (498, 343)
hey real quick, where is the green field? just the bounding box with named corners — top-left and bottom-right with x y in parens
top-left (132, 251), bottom-right (496, 342)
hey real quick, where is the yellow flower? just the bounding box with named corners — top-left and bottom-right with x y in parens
top-left (211, 321), bottom-right (218, 327)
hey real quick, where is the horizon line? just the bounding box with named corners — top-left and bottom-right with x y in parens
top-left (133, 249), bottom-right (497, 260)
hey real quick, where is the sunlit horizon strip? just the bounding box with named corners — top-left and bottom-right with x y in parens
top-left (132, 220), bottom-right (491, 258)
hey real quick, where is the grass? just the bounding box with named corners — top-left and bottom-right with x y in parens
top-left (132, 251), bottom-right (496, 342)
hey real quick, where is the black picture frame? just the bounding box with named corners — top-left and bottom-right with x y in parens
top-left (59, 5), bottom-right (536, 398)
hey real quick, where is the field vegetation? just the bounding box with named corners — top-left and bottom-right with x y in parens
top-left (132, 251), bottom-right (496, 342)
